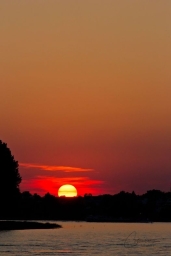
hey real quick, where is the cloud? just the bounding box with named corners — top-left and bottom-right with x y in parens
top-left (19, 163), bottom-right (104, 196)
top-left (20, 176), bottom-right (104, 196)
top-left (20, 163), bottom-right (94, 172)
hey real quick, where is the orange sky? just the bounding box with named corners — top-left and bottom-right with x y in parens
top-left (0, 1), bottom-right (171, 196)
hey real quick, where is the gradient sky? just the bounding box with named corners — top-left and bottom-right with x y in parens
top-left (1, 1), bottom-right (171, 196)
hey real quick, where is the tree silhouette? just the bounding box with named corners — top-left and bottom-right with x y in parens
top-left (0, 140), bottom-right (22, 199)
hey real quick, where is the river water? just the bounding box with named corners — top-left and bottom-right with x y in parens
top-left (0, 222), bottom-right (171, 256)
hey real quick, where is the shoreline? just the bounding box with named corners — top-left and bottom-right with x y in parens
top-left (0, 220), bottom-right (62, 230)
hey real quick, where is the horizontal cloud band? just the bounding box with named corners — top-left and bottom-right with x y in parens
top-left (20, 163), bottom-right (94, 172)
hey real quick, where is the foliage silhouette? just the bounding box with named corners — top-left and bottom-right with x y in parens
top-left (0, 140), bottom-right (21, 199)
top-left (15, 189), bottom-right (171, 222)
top-left (0, 141), bottom-right (171, 222)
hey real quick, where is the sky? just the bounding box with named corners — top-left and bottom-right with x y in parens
top-left (0, 0), bottom-right (171, 196)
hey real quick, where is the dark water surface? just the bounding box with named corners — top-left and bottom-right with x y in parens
top-left (0, 222), bottom-right (171, 255)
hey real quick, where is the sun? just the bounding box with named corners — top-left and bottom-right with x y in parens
top-left (58, 184), bottom-right (77, 197)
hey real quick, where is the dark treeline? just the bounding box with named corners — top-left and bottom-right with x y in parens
top-left (1, 189), bottom-right (171, 222)
top-left (1, 140), bottom-right (171, 222)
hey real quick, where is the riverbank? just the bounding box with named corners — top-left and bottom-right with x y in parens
top-left (0, 221), bottom-right (62, 230)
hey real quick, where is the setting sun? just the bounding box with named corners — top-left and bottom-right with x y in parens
top-left (58, 184), bottom-right (77, 197)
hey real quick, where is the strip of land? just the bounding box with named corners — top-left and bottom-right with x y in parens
top-left (0, 221), bottom-right (62, 230)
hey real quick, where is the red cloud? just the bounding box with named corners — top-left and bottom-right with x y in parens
top-left (20, 163), bottom-right (93, 172)
top-left (20, 176), bottom-right (104, 196)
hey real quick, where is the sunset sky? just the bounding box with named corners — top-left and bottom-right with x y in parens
top-left (1, 1), bottom-right (171, 196)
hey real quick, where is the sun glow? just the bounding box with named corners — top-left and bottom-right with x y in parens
top-left (58, 184), bottom-right (77, 197)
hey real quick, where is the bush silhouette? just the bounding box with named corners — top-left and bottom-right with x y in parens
top-left (0, 140), bottom-right (22, 199)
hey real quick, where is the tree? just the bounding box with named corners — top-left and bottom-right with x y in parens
top-left (0, 140), bottom-right (22, 199)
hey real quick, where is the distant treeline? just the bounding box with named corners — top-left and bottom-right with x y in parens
top-left (1, 190), bottom-right (171, 222)
top-left (1, 140), bottom-right (169, 222)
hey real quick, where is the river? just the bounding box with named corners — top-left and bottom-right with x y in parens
top-left (0, 222), bottom-right (171, 255)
